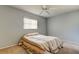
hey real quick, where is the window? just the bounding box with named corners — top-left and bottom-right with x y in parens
top-left (24, 18), bottom-right (37, 29)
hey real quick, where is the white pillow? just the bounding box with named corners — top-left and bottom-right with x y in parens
top-left (26, 32), bottom-right (39, 36)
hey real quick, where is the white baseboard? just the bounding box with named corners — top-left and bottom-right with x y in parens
top-left (0, 44), bottom-right (17, 49)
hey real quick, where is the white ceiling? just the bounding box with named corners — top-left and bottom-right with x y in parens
top-left (11, 5), bottom-right (79, 18)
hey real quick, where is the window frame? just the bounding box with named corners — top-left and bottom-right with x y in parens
top-left (23, 17), bottom-right (38, 29)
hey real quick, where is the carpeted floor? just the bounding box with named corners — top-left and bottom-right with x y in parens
top-left (0, 41), bottom-right (79, 54)
top-left (58, 42), bottom-right (79, 54)
top-left (0, 45), bottom-right (26, 54)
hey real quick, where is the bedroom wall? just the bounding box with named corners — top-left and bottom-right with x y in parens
top-left (0, 6), bottom-right (46, 48)
top-left (47, 10), bottom-right (79, 44)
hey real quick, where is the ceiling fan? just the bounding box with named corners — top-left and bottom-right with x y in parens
top-left (40, 5), bottom-right (54, 15)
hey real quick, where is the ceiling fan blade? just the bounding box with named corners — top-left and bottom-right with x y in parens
top-left (41, 5), bottom-right (45, 10)
top-left (49, 8), bottom-right (56, 10)
top-left (40, 10), bottom-right (44, 15)
top-left (46, 11), bottom-right (50, 15)
top-left (41, 5), bottom-right (49, 10)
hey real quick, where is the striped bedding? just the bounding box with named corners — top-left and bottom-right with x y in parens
top-left (18, 34), bottom-right (63, 54)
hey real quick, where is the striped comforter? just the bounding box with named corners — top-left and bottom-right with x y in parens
top-left (19, 34), bottom-right (63, 53)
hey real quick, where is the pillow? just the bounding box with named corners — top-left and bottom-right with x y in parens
top-left (26, 32), bottom-right (39, 36)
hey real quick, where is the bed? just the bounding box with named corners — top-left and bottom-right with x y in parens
top-left (18, 33), bottom-right (63, 54)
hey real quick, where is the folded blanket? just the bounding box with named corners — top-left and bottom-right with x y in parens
top-left (21, 41), bottom-right (45, 54)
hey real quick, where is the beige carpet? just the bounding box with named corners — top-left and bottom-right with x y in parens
top-left (58, 42), bottom-right (79, 54)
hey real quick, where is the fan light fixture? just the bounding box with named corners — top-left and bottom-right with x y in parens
top-left (40, 5), bottom-right (56, 16)
top-left (40, 5), bottom-right (49, 15)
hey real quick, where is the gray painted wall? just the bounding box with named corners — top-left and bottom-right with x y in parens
top-left (0, 6), bottom-right (46, 48)
top-left (47, 10), bottom-right (79, 44)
